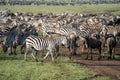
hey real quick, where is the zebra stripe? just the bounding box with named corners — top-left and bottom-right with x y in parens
top-left (25, 35), bottom-right (69, 62)
top-left (40, 19), bottom-right (55, 37)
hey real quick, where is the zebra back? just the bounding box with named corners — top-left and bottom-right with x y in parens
top-left (25, 35), bottom-right (69, 51)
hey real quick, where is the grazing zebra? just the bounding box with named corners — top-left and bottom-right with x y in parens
top-left (24, 35), bottom-right (69, 62)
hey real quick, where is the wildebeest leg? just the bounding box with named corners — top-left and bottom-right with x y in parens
top-left (109, 48), bottom-right (112, 59)
top-left (72, 38), bottom-right (77, 55)
top-left (90, 48), bottom-right (93, 60)
top-left (13, 45), bottom-right (17, 55)
top-left (68, 40), bottom-right (72, 59)
top-left (98, 47), bottom-right (102, 60)
top-left (113, 48), bottom-right (115, 59)
top-left (13, 41), bottom-right (17, 55)
top-left (55, 45), bottom-right (59, 58)
top-left (13, 46), bottom-right (17, 55)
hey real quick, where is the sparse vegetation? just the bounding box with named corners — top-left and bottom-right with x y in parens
top-left (0, 50), bottom-right (109, 80)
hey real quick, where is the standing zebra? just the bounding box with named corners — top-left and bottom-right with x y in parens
top-left (53, 26), bottom-right (79, 57)
top-left (24, 35), bottom-right (69, 62)
top-left (39, 19), bottom-right (55, 37)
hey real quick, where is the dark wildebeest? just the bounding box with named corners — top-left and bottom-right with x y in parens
top-left (84, 35), bottom-right (102, 60)
top-left (15, 24), bottom-right (38, 54)
top-left (2, 25), bottom-right (23, 55)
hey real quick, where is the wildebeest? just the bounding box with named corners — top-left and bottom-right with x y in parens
top-left (15, 24), bottom-right (38, 54)
top-left (2, 25), bottom-right (23, 55)
top-left (84, 35), bottom-right (102, 60)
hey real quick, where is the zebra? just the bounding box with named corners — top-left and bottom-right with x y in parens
top-left (24, 35), bottom-right (69, 62)
top-left (53, 26), bottom-right (79, 56)
top-left (39, 19), bottom-right (55, 37)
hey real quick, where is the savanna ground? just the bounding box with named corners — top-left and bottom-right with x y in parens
top-left (0, 4), bottom-right (120, 80)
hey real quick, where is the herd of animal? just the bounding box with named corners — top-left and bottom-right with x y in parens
top-left (0, 9), bottom-right (120, 62)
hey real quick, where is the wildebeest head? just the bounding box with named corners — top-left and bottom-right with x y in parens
top-left (2, 25), bottom-right (23, 47)
top-left (2, 44), bottom-right (8, 52)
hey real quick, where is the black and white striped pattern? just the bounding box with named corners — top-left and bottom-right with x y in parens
top-left (55, 27), bottom-right (77, 36)
top-left (24, 35), bottom-right (69, 62)
top-left (39, 19), bottom-right (55, 37)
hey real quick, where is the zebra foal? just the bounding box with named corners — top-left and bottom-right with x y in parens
top-left (24, 35), bottom-right (69, 62)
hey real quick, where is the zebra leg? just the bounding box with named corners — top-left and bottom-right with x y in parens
top-left (8, 46), bottom-right (12, 55)
top-left (98, 47), bottom-right (102, 60)
top-left (21, 44), bottom-right (26, 54)
top-left (50, 51), bottom-right (54, 62)
top-left (24, 48), bottom-right (29, 61)
top-left (13, 45), bottom-right (17, 55)
top-left (31, 49), bottom-right (38, 62)
top-left (90, 49), bottom-right (93, 60)
top-left (42, 51), bottom-right (50, 62)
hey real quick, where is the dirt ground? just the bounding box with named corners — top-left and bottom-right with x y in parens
top-left (71, 47), bottom-right (120, 80)
top-left (59, 46), bottom-right (120, 80)
top-left (72, 55), bottom-right (120, 80)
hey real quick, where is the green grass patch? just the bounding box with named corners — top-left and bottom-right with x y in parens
top-left (0, 4), bottom-right (120, 15)
top-left (0, 50), bottom-right (109, 80)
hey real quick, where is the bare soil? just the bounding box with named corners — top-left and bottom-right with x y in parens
top-left (59, 46), bottom-right (120, 80)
